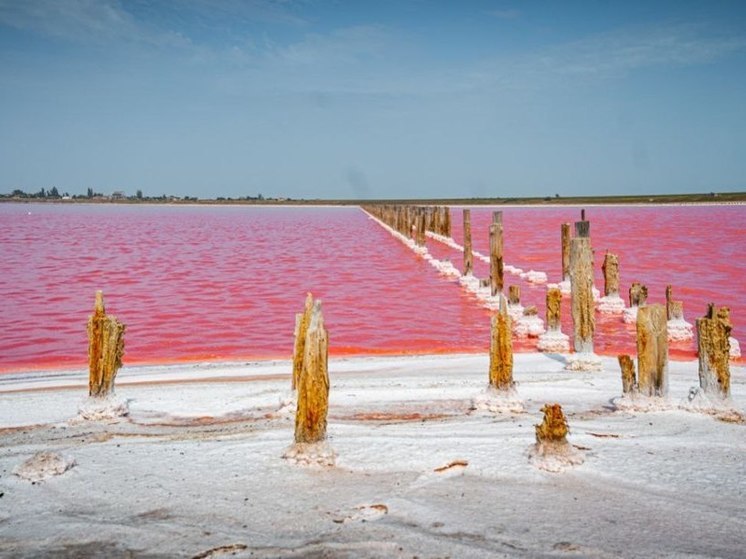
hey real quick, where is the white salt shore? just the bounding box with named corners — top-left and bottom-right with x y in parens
top-left (1, 353), bottom-right (745, 558)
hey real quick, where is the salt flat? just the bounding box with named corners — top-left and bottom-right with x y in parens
top-left (0, 353), bottom-right (744, 558)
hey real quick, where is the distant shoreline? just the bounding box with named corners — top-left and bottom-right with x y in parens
top-left (2, 191), bottom-right (745, 206)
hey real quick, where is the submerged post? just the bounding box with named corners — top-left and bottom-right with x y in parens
top-left (546, 287), bottom-right (562, 332)
top-left (489, 298), bottom-right (513, 390)
top-left (636, 304), bottom-right (668, 397)
top-left (508, 285), bottom-right (520, 306)
top-left (537, 287), bottom-right (570, 353)
top-left (696, 305), bottom-right (731, 399)
top-left (87, 290), bottom-right (126, 398)
top-left (629, 282), bottom-right (648, 308)
top-left (294, 300), bottom-right (330, 444)
top-left (463, 209), bottom-right (473, 276)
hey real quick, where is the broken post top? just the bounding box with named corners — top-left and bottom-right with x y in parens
top-left (574, 220), bottom-right (590, 238)
top-left (492, 211), bottom-right (503, 225)
top-left (94, 290), bottom-right (105, 314)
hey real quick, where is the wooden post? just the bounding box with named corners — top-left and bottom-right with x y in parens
top-left (294, 300), bottom-right (330, 444)
top-left (535, 404), bottom-right (569, 443)
top-left (444, 206), bottom-right (452, 237)
top-left (629, 282), bottom-right (648, 307)
top-left (546, 287), bottom-right (562, 331)
top-left (463, 209), bottom-right (473, 276)
top-left (489, 299), bottom-right (513, 390)
top-left (508, 285), bottom-right (520, 305)
top-left (87, 290), bottom-right (126, 398)
top-left (618, 354), bottom-right (636, 394)
top-left (636, 304), bottom-right (668, 397)
top-left (292, 293), bottom-right (314, 390)
top-left (561, 223), bottom-right (571, 282)
top-left (601, 252), bottom-right (619, 297)
top-left (696, 305), bottom-right (731, 399)
top-left (489, 222), bottom-right (504, 296)
top-left (570, 232), bottom-right (595, 353)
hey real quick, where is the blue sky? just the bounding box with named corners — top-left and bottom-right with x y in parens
top-left (1, 1), bottom-right (745, 199)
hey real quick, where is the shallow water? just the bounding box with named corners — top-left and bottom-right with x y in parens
top-left (0, 203), bottom-right (743, 371)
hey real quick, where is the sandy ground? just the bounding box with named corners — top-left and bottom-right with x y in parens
top-left (1, 353), bottom-right (745, 559)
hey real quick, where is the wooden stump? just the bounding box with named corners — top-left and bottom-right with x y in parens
top-left (292, 293), bottom-right (314, 390)
top-left (87, 291), bottom-right (126, 398)
top-left (508, 285), bottom-right (520, 306)
top-left (489, 299), bottom-right (513, 390)
top-left (696, 305), bottom-right (731, 399)
top-left (561, 223), bottom-right (571, 282)
top-left (570, 235), bottom-right (595, 353)
top-left (535, 404), bottom-right (568, 443)
top-left (546, 287), bottom-right (562, 331)
top-left (618, 354), bottom-right (636, 394)
top-left (602, 252), bottom-right (620, 296)
top-left (636, 304), bottom-right (668, 397)
top-left (294, 300), bottom-right (330, 444)
top-left (463, 209), bottom-right (473, 276)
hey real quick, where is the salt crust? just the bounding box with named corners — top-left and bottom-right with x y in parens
top-left (622, 306), bottom-right (639, 324)
top-left (472, 386), bottom-right (525, 414)
top-left (730, 337), bottom-right (741, 359)
top-left (513, 314), bottom-right (545, 338)
top-left (13, 451), bottom-right (76, 482)
top-left (564, 352), bottom-right (603, 372)
top-left (667, 318), bottom-right (694, 342)
top-left (596, 294), bottom-right (625, 314)
top-left (536, 329), bottom-right (570, 353)
top-left (507, 303), bottom-right (524, 321)
top-left (528, 441), bottom-right (585, 473)
top-left (77, 395), bottom-right (129, 421)
top-left (282, 441), bottom-right (336, 468)
top-left (683, 387), bottom-right (745, 422)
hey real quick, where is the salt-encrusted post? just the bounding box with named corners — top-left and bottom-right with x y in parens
top-left (537, 286), bottom-right (570, 352)
top-left (602, 252), bottom-right (619, 297)
top-left (561, 223), bottom-right (571, 283)
top-left (535, 404), bottom-right (568, 443)
top-left (295, 300), bottom-right (330, 444)
top-left (636, 304), bottom-right (668, 397)
top-left (696, 305), bottom-right (731, 399)
top-left (292, 293), bottom-right (314, 390)
top-left (489, 298), bottom-right (513, 390)
top-left (570, 222), bottom-right (594, 353)
top-left (489, 212), bottom-right (504, 296)
top-left (463, 209), bottom-right (473, 276)
top-left (618, 354), bottom-right (636, 394)
top-left (87, 290), bottom-right (126, 398)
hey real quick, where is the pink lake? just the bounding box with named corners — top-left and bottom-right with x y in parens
top-left (0, 203), bottom-right (743, 372)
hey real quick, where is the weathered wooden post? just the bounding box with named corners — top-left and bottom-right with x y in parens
top-left (618, 354), bottom-right (636, 395)
top-left (636, 304), bottom-right (668, 397)
top-left (489, 212), bottom-right (504, 296)
top-left (629, 282), bottom-right (648, 307)
top-left (508, 285), bottom-right (520, 306)
top-left (560, 223), bottom-right (571, 284)
top-left (535, 404), bottom-right (568, 443)
top-left (292, 293), bottom-right (314, 390)
top-left (489, 298), bottom-right (513, 390)
top-left (602, 252), bottom-right (619, 297)
top-left (567, 218), bottom-right (600, 369)
top-left (665, 285), bottom-right (694, 341)
top-left (537, 287), bottom-right (570, 352)
top-left (87, 290), bottom-right (126, 398)
top-left (294, 300), bottom-right (330, 444)
top-left (598, 251), bottom-right (625, 313)
top-left (696, 304), bottom-right (731, 399)
top-left (463, 209), bottom-right (473, 276)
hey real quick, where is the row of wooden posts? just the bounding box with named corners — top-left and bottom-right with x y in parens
top-left (361, 204), bottom-right (733, 401)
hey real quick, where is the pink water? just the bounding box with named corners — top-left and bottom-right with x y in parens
top-left (1, 203), bottom-right (743, 372)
